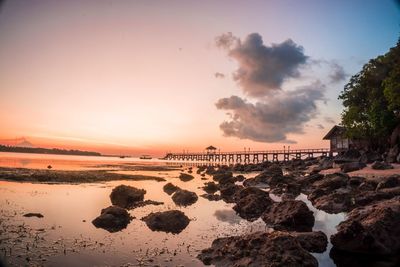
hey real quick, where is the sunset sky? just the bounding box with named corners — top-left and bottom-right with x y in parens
top-left (0, 0), bottom-right (399, 156)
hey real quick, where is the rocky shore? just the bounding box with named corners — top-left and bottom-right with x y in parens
top-left (1, 150), bottom-right (400, 266)
top-left (193, 150), bottom-right (400, 266)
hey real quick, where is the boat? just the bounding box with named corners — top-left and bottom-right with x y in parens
top-left (139, 155), bottom-right (152, 160)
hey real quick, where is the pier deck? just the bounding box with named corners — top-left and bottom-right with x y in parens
top-left (162, 148), bottom-right (331, 163)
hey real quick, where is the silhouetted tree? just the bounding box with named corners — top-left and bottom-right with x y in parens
top-left (339, 38), bottom-right (400, 150)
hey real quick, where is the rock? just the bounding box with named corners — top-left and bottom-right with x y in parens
top-left (330, 248), bottom-right (400, 267)
top-left (163, 182), bottom-right (180, 195)
top-left (172, 189), bottom-right (198, 206)
top-left (142, 210), bottom-right (190, 234)
top-left (179, 173), bottom-right (194, 182)
top-left (358, 180), bottom-right (378, 191)
top-left (340, 162), bottom-right (366, 173)
top-left (198, 231), bottom-right (321, 267)
top-left (110, 185), bottom-right (146, 209)
top-left (365, 151), bottom-right (383, 163)
top-left (23, 213), bottom-right (44, 218)
top-left (200, 193), bottom-right (222, 201)
top-left (291, 231), bottom-right (328, 253)
top-left (261, 200), bottom-right (315, 232)
top-left (202, 182), bottom-right (219, 194)
top-left (212, 171), bottom-right (233, 183)
top-left (348, 176), bottom-right (365, 187)
top-left (297, 173), bottom-right (324, 188)
top-left (263, 164), bottom-right (283, 177)
top-left (331, 197), bottom-right (400, 255)
top-left (386, 144), bottom-right (399, 163)
top-left (235, 175), bottom-right (246, 182)
top-left (371, 161), bottom-right (394, 170)
top-left (308, 188), bottom-right (354, 214)
top-left (92, 205), bottom-right (132, 232)
top-left (220, 184), bottom-right (244, 203)
top-left (233, 187), bottom-right (273, 221)
top-left (376, 175), bottom-right (400, 190)
top-left (335, 149), bottom-right (361, 164)
top-left (205, 166), bottom-right (216, 175)
top-left (312, 173), bottom-right (349, 191)
top-left (316, 157), bottom-right (334, 171)
top-left (243, 177), bottom-right (269, 188)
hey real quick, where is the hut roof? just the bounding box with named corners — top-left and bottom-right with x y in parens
top-left (323, 125), bottom-right (346, 140)
top-left (206, 145), bottom-right (217, 150)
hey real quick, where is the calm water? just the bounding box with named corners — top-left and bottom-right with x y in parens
top-left (0, 152), bottom-right (344, 267)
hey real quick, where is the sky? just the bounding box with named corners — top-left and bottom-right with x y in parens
top-left (0, 0), bottom-right (399, 156)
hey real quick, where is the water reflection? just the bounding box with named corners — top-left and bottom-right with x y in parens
top-left (213, 209), bottom-right (242, 225)
top-left (330, 248), bottom-right (400, 267)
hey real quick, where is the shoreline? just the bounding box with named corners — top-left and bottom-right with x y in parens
top-left (0, 167), bottom-right (167, 183)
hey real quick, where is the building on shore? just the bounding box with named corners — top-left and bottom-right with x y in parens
top-left (323, 125), bottom-right (351, 153)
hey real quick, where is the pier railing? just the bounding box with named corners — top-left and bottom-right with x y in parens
top-left (162, 148), bottom-right (331, 163)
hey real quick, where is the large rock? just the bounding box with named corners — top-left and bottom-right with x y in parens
top-left (220, 184), bottom-right (244, 203)
top-left (92, 205), bottom-right (132, 233)
top-left (233, 187), bottom-right (273, 221)
top-left (212, 171), bottom-right (233, 183)
top-left (202, 181), bottom-right (219, 194)
top-left (292, 231), bottom-right (328, 253)
top-left (198, 231), bottom-right (326, 267)
top-left (335, 149), bottom-right (361, 164)
top-left (179, 173), bottom-right (194, 182)
top-left (263, 164), bottom-right (283, 177)
top-left (308, 187), bottom-right (354, 214)
top-left (376, 175), bottom-right (400, 190)
top-left (312, 173), bottom-right (349, 191)
top-left (340, 162), bottom-right (366, 173)
top-left (163, 182), bottom-right (180, 195)
top-left (314, 157), bottom-right (334, 171)
top-left (110, 185), bottom-right (146, 209)
top-left (261, 200), bottom-right (315, 232)
top-left (172, 189), bottom-right (198, 206)
top-left (142, 210), bottom-right (190, 234)
top-left (331, 197), bottom-right (400, 255)
top-left (371, 161), bottom-right (393, 170)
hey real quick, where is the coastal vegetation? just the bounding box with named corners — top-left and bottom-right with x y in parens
top-left (339, 39), bottom-right (400, 150)
top-left (0, 144), bottom-right (102, 156)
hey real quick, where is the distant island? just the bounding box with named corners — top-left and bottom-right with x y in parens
top-left (0, 144), bottom-right (102, 157)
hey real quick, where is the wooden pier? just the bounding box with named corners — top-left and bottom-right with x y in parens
top-left (162, 148), bottom-right (331, 163)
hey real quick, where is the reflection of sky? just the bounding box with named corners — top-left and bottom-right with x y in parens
top-left (0, 157), bottom-right (379, 267)
top-left (214, 209), bottom-right (242, 225)
top-left (296, 193), bottom-right (346, 267)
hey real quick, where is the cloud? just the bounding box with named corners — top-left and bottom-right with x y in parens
top-left (216, 32), bottom-right (308, 97)
top-left (328, 62), bottom-right (348, 83)
top-left (215, 32), bottom-right (238, 49)
top-left (214, 72), bottom-right (225, 79)
top-left (215, 81), bottom-right (325, 143)
top-left (324, 116), bottom-right (336, 124)
top-left (316, 124), bottom-right (325, 129)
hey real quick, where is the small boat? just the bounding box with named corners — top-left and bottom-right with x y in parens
top-left (139, 155), bottom-right (152, 160)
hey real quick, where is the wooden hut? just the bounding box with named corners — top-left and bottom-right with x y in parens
top-left (323, 125), bottom-right (350, 152)
top-left (205, 145), bottom-right (217, 154)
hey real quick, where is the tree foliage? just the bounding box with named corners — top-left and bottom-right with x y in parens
top-left (339, 39), bottom-right (400, 149)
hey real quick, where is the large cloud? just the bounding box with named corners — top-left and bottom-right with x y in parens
top-left (328, 62), bottom-right (348, 83)
top-left (215, 81), bottom-right (325, 143)
top-left (216, 32), bottom-right (308, 97)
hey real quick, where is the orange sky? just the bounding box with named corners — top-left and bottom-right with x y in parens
top-left (0, 1), bottom-right (398, 156)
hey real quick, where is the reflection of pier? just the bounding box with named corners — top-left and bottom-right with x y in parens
top-left (163, 148), bottom-right (331, 163)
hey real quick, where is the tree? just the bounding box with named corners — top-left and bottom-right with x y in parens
top-left (339, 39), bottom-right (400, 150)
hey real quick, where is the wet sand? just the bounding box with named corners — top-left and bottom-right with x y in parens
top-left (320, 163), bottom-right (400, 178)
